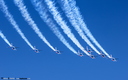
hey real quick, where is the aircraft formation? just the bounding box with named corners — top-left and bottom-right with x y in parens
top-left (77, 46), bottom-right (116, 61)
top-left (0, 0), bottom-right (117, 62)
top-left (5, 43), bottom-right (117, 62)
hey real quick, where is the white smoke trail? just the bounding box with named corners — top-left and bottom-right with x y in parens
top-left (60, 0), bottom-right (101, 55)
top-left (0, 0), bottom-right (34, 49)
top-left (65, 0), bottom-right (111, 58)
top-left (0, 31), bottom-right (12, 47)
top-left (44, 0), bottom-right (90, 56)
top-left (13, 0), bottom-right (56, 51)
top-left (31, 0), bottom-right (78, 54)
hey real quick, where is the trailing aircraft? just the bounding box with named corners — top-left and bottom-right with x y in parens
top-left (88, 54), bottom-right (96, 59)
top-left (9, 43), bottom-right (18, 50)
top-left (77, 50), bottom-right (84, 57)
top-left (33, 46), bottom-right (40, 53)
top-left (109, 55), bottom-right (117, 61)
top-left (99, 51), bottom-right (106, 58)
top-left (54, 47), bottom-right (61, 54)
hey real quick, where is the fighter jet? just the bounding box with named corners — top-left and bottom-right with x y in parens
top-left (9, 43), bottom-right (18, 50)
top-left (86, 46), bottom-right (93, 53)
top-left (33, 46), bottom-right (40, 53)
top-left (54, 47), bottom-right (61, 54)
top-left (77, 50), bottom-right (84, 57)
top-left (109, 55), bottom-right (117, 61)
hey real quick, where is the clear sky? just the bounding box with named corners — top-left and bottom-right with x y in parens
top-left (0, 0), bottom-right (128, 80)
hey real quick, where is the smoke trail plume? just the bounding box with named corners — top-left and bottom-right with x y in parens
top-left (44, 0), bottom-right (90, 56)
top-left (60, 0), bottom-right (101, 55)
top-left (13, 0), bottom-right (56, 51)
top-left (63, 0), bottom-right (111, 58)
top-left (31, 0), bottom-right (78, 54)
top-left (0, 0), bottom-right (34, 49)
top-left (0, 31), bottom-right (12, 47)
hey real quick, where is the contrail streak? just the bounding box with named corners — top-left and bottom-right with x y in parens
top-left (0, 31), bottom-right (12, 47)
top-left (60, 0), bottom-right (101, 55)
top-left (31, 0), bottom-right (78, 54)
top-left (13, 0), bottom-right (56, 51)
top-left (0, 0), bottom-right (34, 49)
top-left (44, 0), bottom-right (90, 56)
top-left (64, 0), bottom-right (111, 58)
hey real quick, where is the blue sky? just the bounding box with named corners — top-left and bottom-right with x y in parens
top-left (0, 0), bottom-right (128, 80)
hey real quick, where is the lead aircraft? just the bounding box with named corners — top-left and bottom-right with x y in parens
top-left (109, 55), bottom-right (117, 61)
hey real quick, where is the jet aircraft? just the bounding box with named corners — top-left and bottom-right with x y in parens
top-left (109, 55), bottom-right (117, 61)
top-left (89, 54), bottom-right (96, 59)
top-left (99, 51), bottom-right (106, 58)
top-left (86, 46), bottom-right (93, 53)
top-left (33, 46), bottom-right (40, 53)
top-left (54, 47), bottom-right (61, 54)
top-left (77, 50), bottom-right (84, 57)
top-left (9, 44), bottom-right (18, 50)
